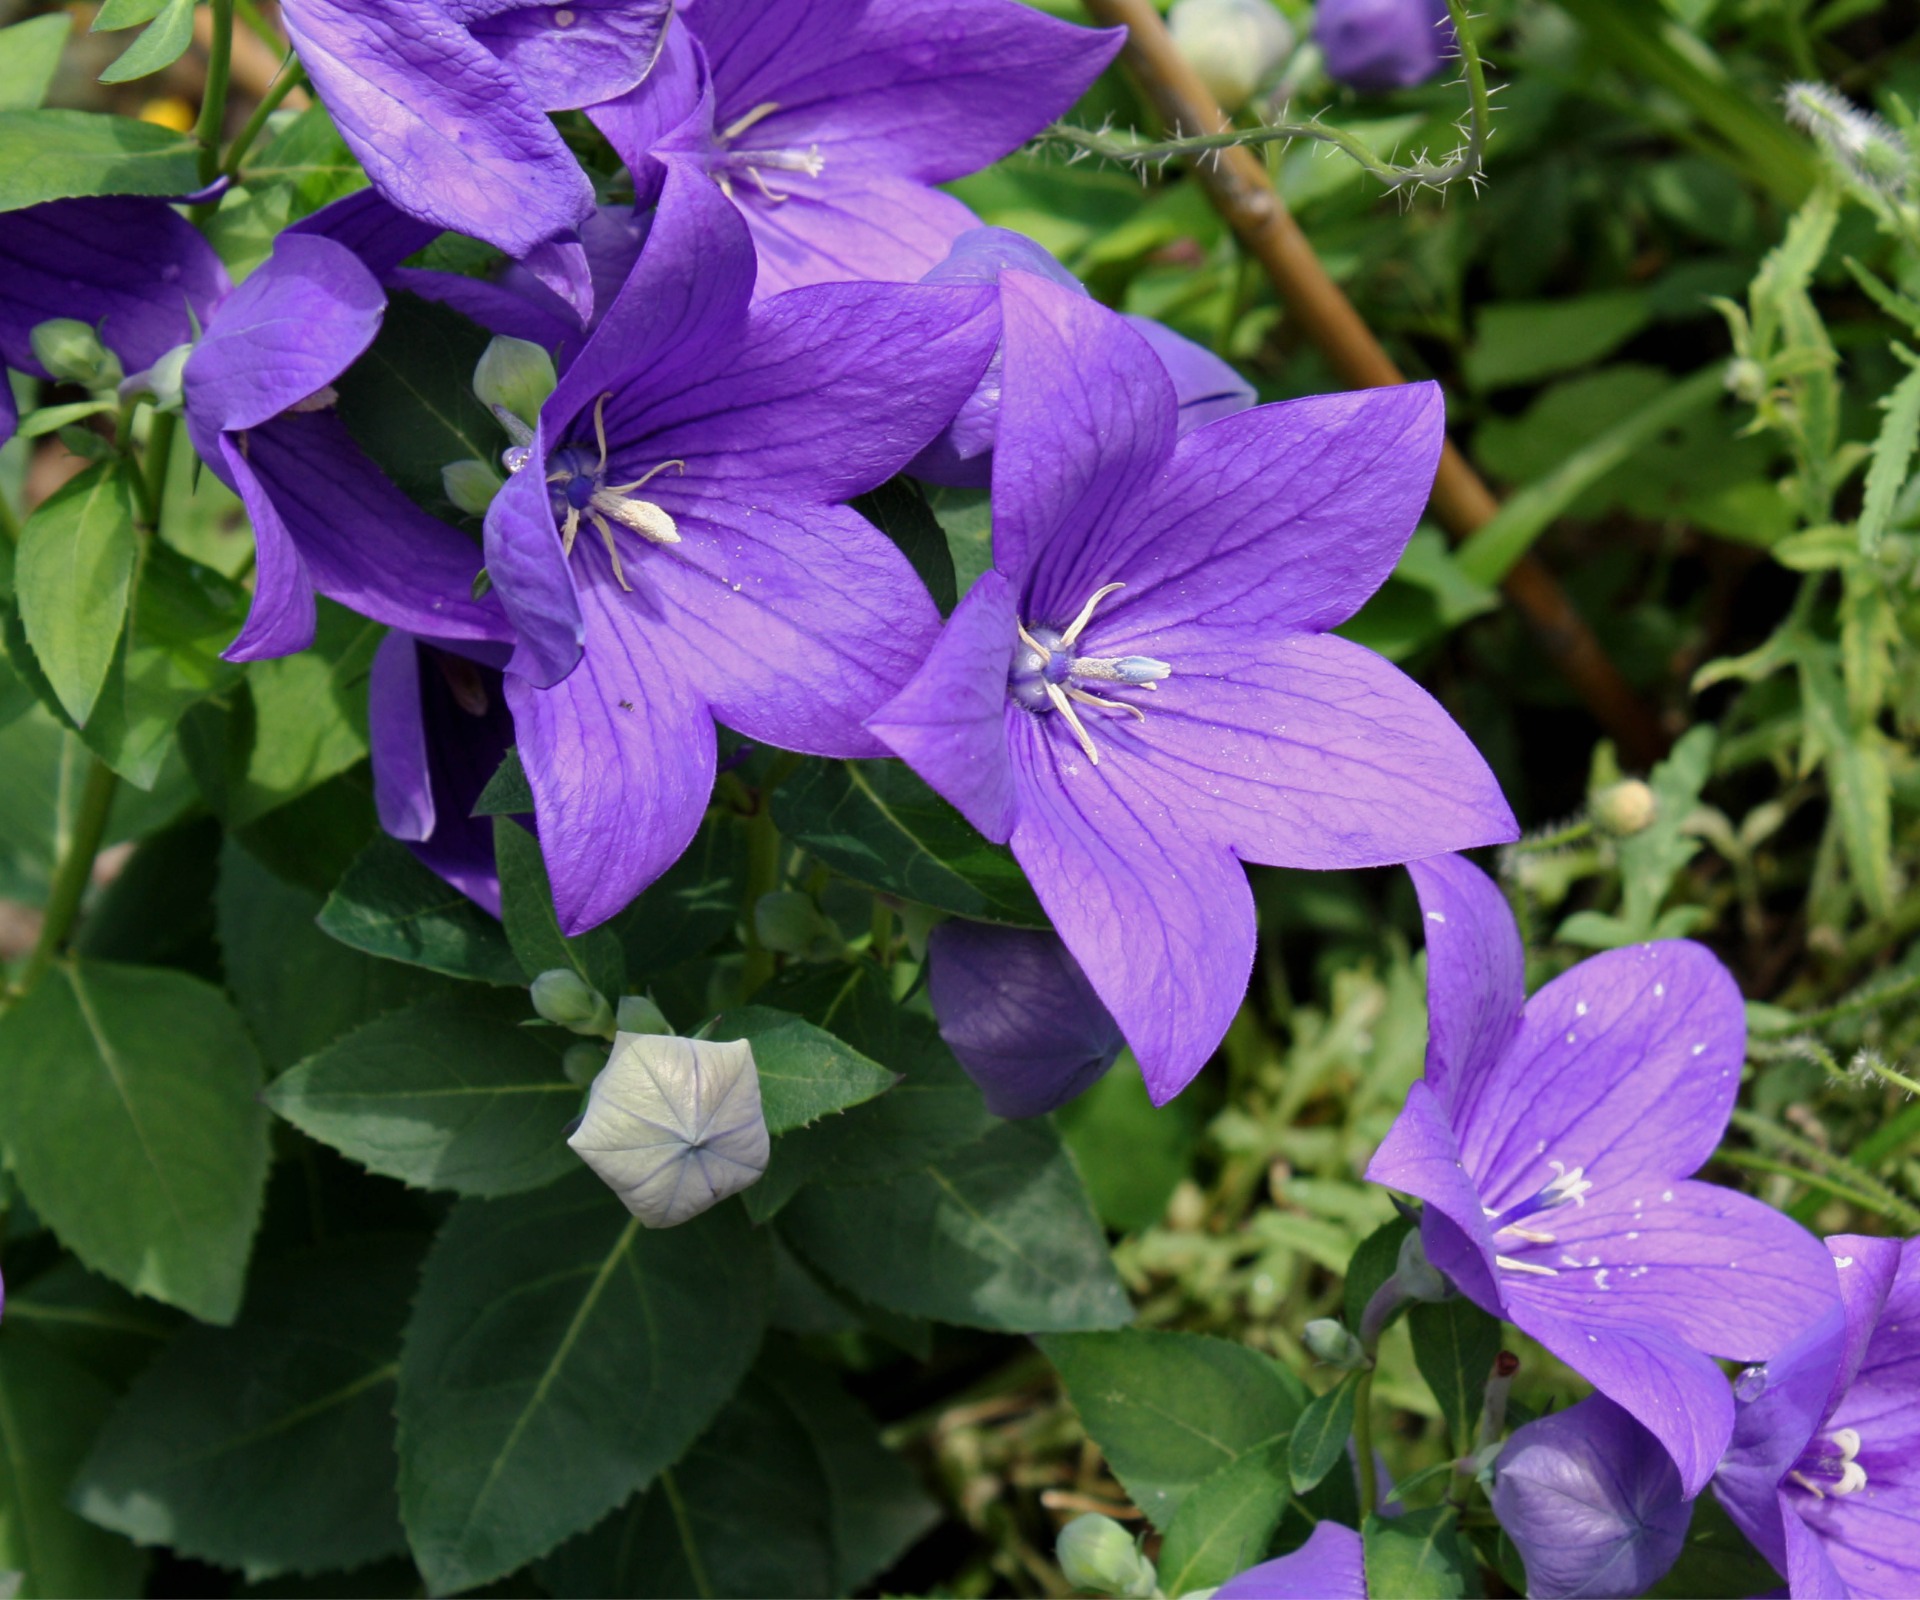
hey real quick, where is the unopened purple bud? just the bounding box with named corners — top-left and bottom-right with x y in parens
top-left (1491, 1394), bottom-right (1692, 1600)
top-left (1316, 0), bottom-right (1453, 92)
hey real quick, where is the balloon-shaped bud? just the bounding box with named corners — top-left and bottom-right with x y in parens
top-left (1316, 0), bottom-right (1453, 93)
top-left (31, 318), bottom-right (123, 390)
top-left (569, 1033), bottom-right (771, 1227)
top-left (1491, 1394), bottom-right (1692, 1600)
top-left (473, 335), bottom-right (556, 433)
top-left (1302, 1318), bottom-right (1369, 1371)
top-left (615, 994), bottom-right (673, 1035)
top-left (1056, 1513), bottom-right (1157, 1598)
top-left (442, 458), bottom-right (504, 517)
top-left (530, 968), bottom-right (614, 1037)
top-left (1591, 778), bottom-right (1656, 838)
top-left (1168, 0), bottom-right (1294, 111)
top-left (124, 342), bottom-right (191, 413)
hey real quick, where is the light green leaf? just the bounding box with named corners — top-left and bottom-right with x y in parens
top-left (1288, 1371), bottom-right (1362, 1493)
top-left (265, 993), bottom-right (579, 1196)
top-left (0, 960), bottom-right (267, 1324)
top-left (1041, 1329), bottom-right (1309, 1531)
top-left (494, 815), bottom-right (625, 998)
top-left (1799, 652), bottom-right (1893, 919)
top-left (1408, 1298), bottom-right (1504, 1452)
top-left (1156, 1442), bottom-right (1292, 1595)
top-left (226, 604), bottom-right (379, 825)
top-left (92, 0), bottom-right (169, 29)
top-left (15, 402), bottom-right (118, 440)
top-left (0, 15), bottom-right (72, 111)
top-left (396, 1172), bottom-right (771, 1593)
top-left (705, 1006), bottom-right (898, 1136)
top-left (71, 1239), bottom-right (421, 1579)
top-left (0, 110), bottom-right (200, 212)
top-left (318, 834), bottom-right (523, 987)
top-left (16, 464), bottom-right (138, 728)
top-left (1464, 291), bottom-right (1653, 391)
top-left (1858, 357), bottom-right (1920, 555)
top-left (1363, 1507), bottom-right (1479, 1600)
top-left (98, 0), bottom-right (195, 85)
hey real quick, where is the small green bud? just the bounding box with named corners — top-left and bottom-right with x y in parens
top-left (1168, 0), bottom-right (1293, 112)
top-left (753, 890), bottom-right (844, 960)
top-left (615, 994), bottom-right (673, 1035)
top-left (1396, 1227), bottom-right (1450, 1304)
top-left (126, 342), bottom-right (191, 413)
top-left (531, 968), bottom-right (614, 1036)
top-left (1056, 1513), bottom-right (1157, 1598)
top-left (562, 1041), bottom-right (609, 1087)
top-left (442, 458), bottom-right (504, 516)
top-left (1591, 778), bottom-right (1657, 838)
top-left (30, 318), bottom-right (122, 390)
top-left (1302, 1317), bottom-right (1369, 1370)
top-left (1784, 81), bottom-right (1913, 197)
top-left (473, 335), bottom-right (556, 432)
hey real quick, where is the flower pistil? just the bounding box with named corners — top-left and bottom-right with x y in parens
top-left (714, 102), bottom-right (826, 204)
top-left (1008, 582), bottom-right (1171, 765)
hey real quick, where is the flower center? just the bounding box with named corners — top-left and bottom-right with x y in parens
top-left (1484, 1160), bottom-right (1594, 1279)
top-left (504, 393), bottom-right (682, 592)
top-left (1789, 1428), bottom-right (1868, 1500)
top-left (1007, 582), bottom-right (1171, 766)
top-left (713, 102), bottom-right (825, 204)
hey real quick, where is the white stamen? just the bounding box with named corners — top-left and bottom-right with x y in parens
top-left (721, 101), bottom-right (782, 142)
top-left (1790, 1471), bottom-right (1825, 1500)
top-left (1544, 1161), bottom-right (1593, 1208)
top-left (1060, 582), bottom-right (1126, 646)
top-left (1046, 682), bottom-right (1100, 764)
top-left (1068, 687), bottom-right (1146, 722)
top-left (1497, 1256), bottom-right (1559, 1277)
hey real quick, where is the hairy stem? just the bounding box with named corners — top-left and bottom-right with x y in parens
top-left (4, 757), bottom-right (119, 1011)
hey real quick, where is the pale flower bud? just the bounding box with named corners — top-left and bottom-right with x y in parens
top-left (31, 318), bottom-right (122, 390)
top-left (1591, 779), bottom-right (1657, 838)
top-left (442, 458), bottom-right (503, 516)
top-left (1056, 1513), bottom-right (1157, 1598)
top-left (615, 994), bottom-right (672, 1035)
top-left (530, 968), bottom-right (614, 1037)
top-left (569, 1033), bottom-right (771, 1227)
top-left (473, 335), bottom-right (556, 431)
top-left (1302, 1318), bottom-right (1369, 1370)
top-left (123, 342), bottom-right (191, 413)
top-left (1784, 82), bottom-right (1912, 197)
top-left (562, 1042), bottom-right (608, 1087)
top-left (1168, 0), bottom-right (1294, 111)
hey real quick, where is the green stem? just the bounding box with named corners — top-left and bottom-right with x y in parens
top-left (195, 0), bottom-right (236, 189)
top-left (1353, 1366), bottom-right (1379, 1522)
top-left (0, 482), bottom-right (22, 546)
top-left (4, 757), bottom-right (119, 1010)
top-left (222, 61), bottom-right (307, 180)
top-left (869, 897), bottom-right (895, 968)
top-left (140, 411), bottom-right (177, 532)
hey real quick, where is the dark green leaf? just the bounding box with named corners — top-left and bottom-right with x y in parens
top-left (72, 1238), bottom-right (423, 1579)
top-left (98, 0), bottom-right (195, 84)
top-left (782, 1119), bottom-right (1128, 1333)
top-left (0, 110), bottom-right (200, 212)
top-left (1408, 1298), bottom-right (1503, 1452)
top-left (76, 815), bottom-right (221, 973)
top-left (396, 1172), bottom-right (771, 1592)
top-left (607, 812), bottom-right (747, 983)
top-left (1363, 1507), bottom-right (1480, 1600)
top-left (1645, 1489), bottom-right (1763, 1599)
top-left (1, 1261), bottom-right (179, 1389)
top-left (706, 1006), bottom-right (897, 1135)
top-left (1344, 1214), bottom-right (1414, 1334)
top-left (495, 814), bottom-right (625, 996)
top-left (1156, 1442), bottom-right (1291, 1595)
top-left (229, 766), bottom-right (377, 896)
top-left (0, 959), bottom-right (268, 1323)
top-left (15, 464), bottom-right (138, 728)
top-left (226, 604), bottom-right (379, 825)
top-left (1288, 1371), bottom-right (1362, 1494)
top-left (319, 834), bottom-right (522, 986)
top-left (1056, 1058), bottom-right (1199, 1232)
top-left (850, 477), bottom-right (957, 613)
top-left (472, 747), bottom-right (532, 816)
top-left (772, 758), bottom-right (1046, 925)
top-left (265, 992), bottom-right (579, 1196)
top-left (0, 15), bottom-right (72, 111)
top-left (1464, 291), bottom-right (1652, 391)
top-left (1041, 1329), bottom-right (1309, 1532)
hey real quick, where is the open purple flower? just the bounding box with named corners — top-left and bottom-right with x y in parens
top-left (1715, 1234), bottom-right (1920, 1599)
top-left (907, 227), bottom-right (1256, 489)
top-left (281, 0), bottom-right (671, 313)
top-left (867, 274), bottom-right (1514, 1102)
top-left (0, 196), bottom-right (228, 444)
top-left (926, 921), bottom-right (1125, 1118)
top-left (1491, 1394), bottom-right (1692, 1599)
top-left (182, 230), bottom-right (512, 663)
top-left (590, 0), bottom-right (1122, 296)
top-left (1215, 1522), bottom-right (1366, 1600)
top-left (1317, 0), bottom-right (1454, 92)
top-left (482, 161), bottom-right (999, 931)
top-left (1366, 853), bottom-right (1839, 1494)
top-left (369, 634), bottom-right (515, 916)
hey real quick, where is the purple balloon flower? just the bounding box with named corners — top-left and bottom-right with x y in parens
top-left (1365, 853), bottom-right (1839, 1495)
top-left (280, 0), bottom-right (671, 313)
top-left (1492, 1394), bottom-right (1692, 1599)
top-left (0, 196), bottom-right (229, 445)
top-left (926, 921), bottom-right (1125, 1118)
top-left (1316, 0), bottom-right (1454, 92)
top-left (1715, 1234), bottom-right (1920, 1599)
top-left (867, 274), bottom-right (1515, 1103)
top-left (590, 0), bottom-right (1123, 296)
top-left (181, 230), bottom-right (513, 664)
top-left (907, 227), bottom-right (1257, 489)
top-left (482, 161), bottom-right (1000, 932)
top-left (369, 633), bottom-right (516, 916)
top-left (1215, 1521), bottom-right (1366, 1599)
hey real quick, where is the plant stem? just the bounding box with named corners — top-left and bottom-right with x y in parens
top-left (4, 757), bottom-right (119, 1011)
top-left (138, 411), bottom-right (176, 532)
top-left (195, 0), bottom-right (236, 188)
top-left (1353, 1365), bottom-right (1379, 1522)
top-left (222, 61), bottom-right (307, 179)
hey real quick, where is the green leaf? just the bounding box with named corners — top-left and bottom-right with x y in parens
top-left (1464, 291), bottom-right (1653, 391)
top-left (396, 1172), bottom-right (771, 1592)
top-left (607, 811), bottom-right (747, 982)
top-left (92, 0), bottom-right (169, 29)
top-left (71, 1238), bottom-right (421, 1579)
top-left (1156, 1442), bottom-right (1291, 1594)
top-left (15, 463), bottom-right (138, 727)
top-left (1363, 1507), bottom-right (1480, 1600)
top-left (97, 0), bottom-right (195, 84)
top-left (265, 993), bottom-right (580, 1196)
top-left (1615, 724), bottom-right (1717, 939)
top-left (772, 757), bottom-right (1046, 925)
top-left (782, 1119), bottom-right (1129, 1333)
top-left (1041, 1329), bottom-right (1309, 1531)
top-left (472, 747), bottom-right (533, 816)
top-left (0, 1328), bottom-right (147, 1598)
top-left (1408, 1298), bottom-right (1504, 1453)
top-left (1057, 1053), bottom-right (1199, 1232)
top-left (705, 1006), bottom-right (898, 1135)
top-left (318, 833), bottom-right (523, 986)
top-left (494, 815), bottom-right (625, 996)
top-left (1343, 1214), bottom-right (1414, 1334)
top-left (850, 477), bottom-right (957, 614)
top-left (1288, 1370), bottom-right (1362, 1493)
top-left (0, 15), bottom-right (72, 111)
top-left (1859, 357), bottom-right (1920, 556)
top-left (227, 605), bottom-right (379, 825)
top-left (1799, 652), bottom-right (1894, 920)
top-left (1646, 1487), bottom-right (1777, 1598)
top-left (0, 961), bottom-right (267, 1324)
top-left (0, 110), bottom-right (200, 211)
top-left (1, 1261), bottom-right (179, 1389)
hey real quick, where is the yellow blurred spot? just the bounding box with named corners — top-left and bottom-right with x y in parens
top-left (138, 96), bottom-right (195, 132)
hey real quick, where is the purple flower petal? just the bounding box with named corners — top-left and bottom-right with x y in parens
top-left (282, 0), bottom-right (596, 258)
top-left (1007, 710), bottom-right (1254, 1104)
top-left (504, 555), bottom-right (716, 933)
top-left (1367, 1079), bottom-right (1506, 1315)
top-left (371, 631), bottom-right (435, 843)
top-left (1317, 0), bottom-right (1453, 91)
top-left (0, 197), bottom-right (226, 381)
top-left (450, 0), bottom-right (669, 111)
top-left (388, 266), bottom-right (581, 350)
top-left (926, 921), bottom-right (1124, 1118)
top-left (1406, 854), bottom-right (1525, 1106)
top-left (1784, 1511), bottom-right (1851, 1600)
top-left (587, 12), bottom-right (705, 185)
top-left (287, 188), bottom-right (439, 277)
top-left (734, 172), bottom-right (982, 299)
top-left (1125, 313), bottom-right (1258, 434)
top-left (217, 434), bottom-right (318, 663)
top-left (483, 418), bottom-right (586, 689)
top-left (1215, 1521), bottom-right (1366, 1600)
top-left (515, 238), bottom-right (596, 327)
top-left (865, 569), bottom-right (1021, 842)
